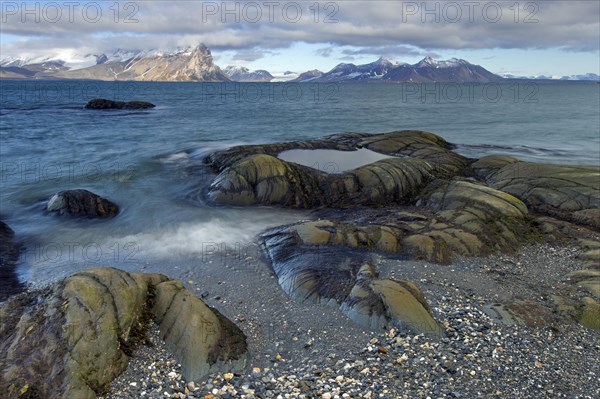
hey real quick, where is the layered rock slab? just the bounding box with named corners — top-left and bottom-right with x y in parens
top-left (258, 179), bottom-right (532, 336)
top-left (0, 268), bottom-right (247, 399)
top-left (471, 155), bottom-right (600, 229)
top-left (208, 154), bottom-right (448, 208)
top-left (260, 222), bottom-right (443, 337)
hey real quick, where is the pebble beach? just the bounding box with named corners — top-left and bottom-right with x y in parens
top-left (101, 243), bottom-right (600, 399)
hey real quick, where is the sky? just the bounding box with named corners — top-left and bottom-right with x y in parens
top-left (1, 0), bottom-right (599, 77)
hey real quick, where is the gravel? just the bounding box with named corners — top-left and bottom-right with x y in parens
top-left (100, 243), bottom-right (600, 399)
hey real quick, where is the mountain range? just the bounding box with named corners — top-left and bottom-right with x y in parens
top-left (1, 45), bottom-right (228, 82)
top-left (1, 43), bottom-right (597, 83)
top-left (291, 56), bottom-right (502, 83)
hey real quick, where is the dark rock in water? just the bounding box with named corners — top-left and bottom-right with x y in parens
top-left (0, 221), bottom-right (24, 302)
top-left (84, 98), bottom-right (155, 109)
top-left (46, 189), bottom-right (119, 219)
top-left (0, 268), bottom-right (247, 398)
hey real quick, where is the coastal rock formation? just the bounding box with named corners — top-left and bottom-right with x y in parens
top-left (260, 227), bottom-right (442, 337)
top-left (0, 221), bottom-right (24, 302)
top-left (0, 268), bottom-right (247, 398)
top-left (258, 177), bottom-right (531, 261)
top-left (413, 178), bottom-right (531, 261)
top-left (471, 155), bottom-right (600, 229)
top-left (207, 131), bottom-right (466, 208)
top-left (152, 279), bottom-right (247, 381)
top-left (204, 129), bottom-right (600, 332)
top-left (258, 179), bottom-right (532, 332)
top-left (206, 130), bottom-right (570, 333)
top-left (85, 99), bottom-right (156, 110)
top-left (357, 130), bottom-right (469, 175)
top-left (47, 189), bottom-right (119, 219)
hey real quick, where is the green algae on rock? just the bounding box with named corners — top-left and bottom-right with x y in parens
top-left (472, 156), bottom-right (600, 229)
top-left (0, 268), bottom-right (247, 399)
top-left (207, 130), bottom-right (599, 333)
top-left (206, 130), bottom-right (465, 208)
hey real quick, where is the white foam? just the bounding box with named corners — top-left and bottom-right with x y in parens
top-left (113, 217), bottom-right (270, 259)
top-left (161, 152), bottom-right (189, 163)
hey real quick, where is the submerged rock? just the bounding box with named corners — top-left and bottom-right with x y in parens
top-left (84, 98), bottom-right (155, 110)
top-left (47, 189), bottom-right (119, 219)
top-left (0, 268), bottom-right (247, 398)
top-left (0, 221), bottom-right (24, 302)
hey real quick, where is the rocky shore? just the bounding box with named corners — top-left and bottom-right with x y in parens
top-left (1, 130), bottom-right (598, 398)
top-left (100, 245), bottom-right (599, 399)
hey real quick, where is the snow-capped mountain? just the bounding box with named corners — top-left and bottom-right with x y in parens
top-left (0, 44), bottom-right (229, 81)
top-left (57, 44), bottom-right (229, 81)
top-left (414, 56), bottom-right (469, 69)
top-left (383, 57), bottom-right (501, 83)
top-left (0, 59), bottom-right (69, 79)
top-left (223, 66), bottom-right (273, 82)
top-left (1, 49), bottom-right (594, 84)
top-left (293, 57), bottom-right (502, 83)
top-left (0, 56), bottom-right (59, 68)
top-left (294, 57), bottom-right (398, 82)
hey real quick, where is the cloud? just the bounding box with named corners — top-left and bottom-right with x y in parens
top-left (1, 1), bottom-right (598, 61)
top-left (231, 48), bottom-right (278, 62)
top-left (316, 47), bottom-right (334, 57)
top-left (340, 45), bottom-right (434, 58)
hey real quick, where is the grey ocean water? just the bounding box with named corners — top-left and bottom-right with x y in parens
top-left (1, 80), bottom-right (599, 284)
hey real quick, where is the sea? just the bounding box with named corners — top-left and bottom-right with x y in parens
top-left (1, 80), bottom-right (599, 285)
